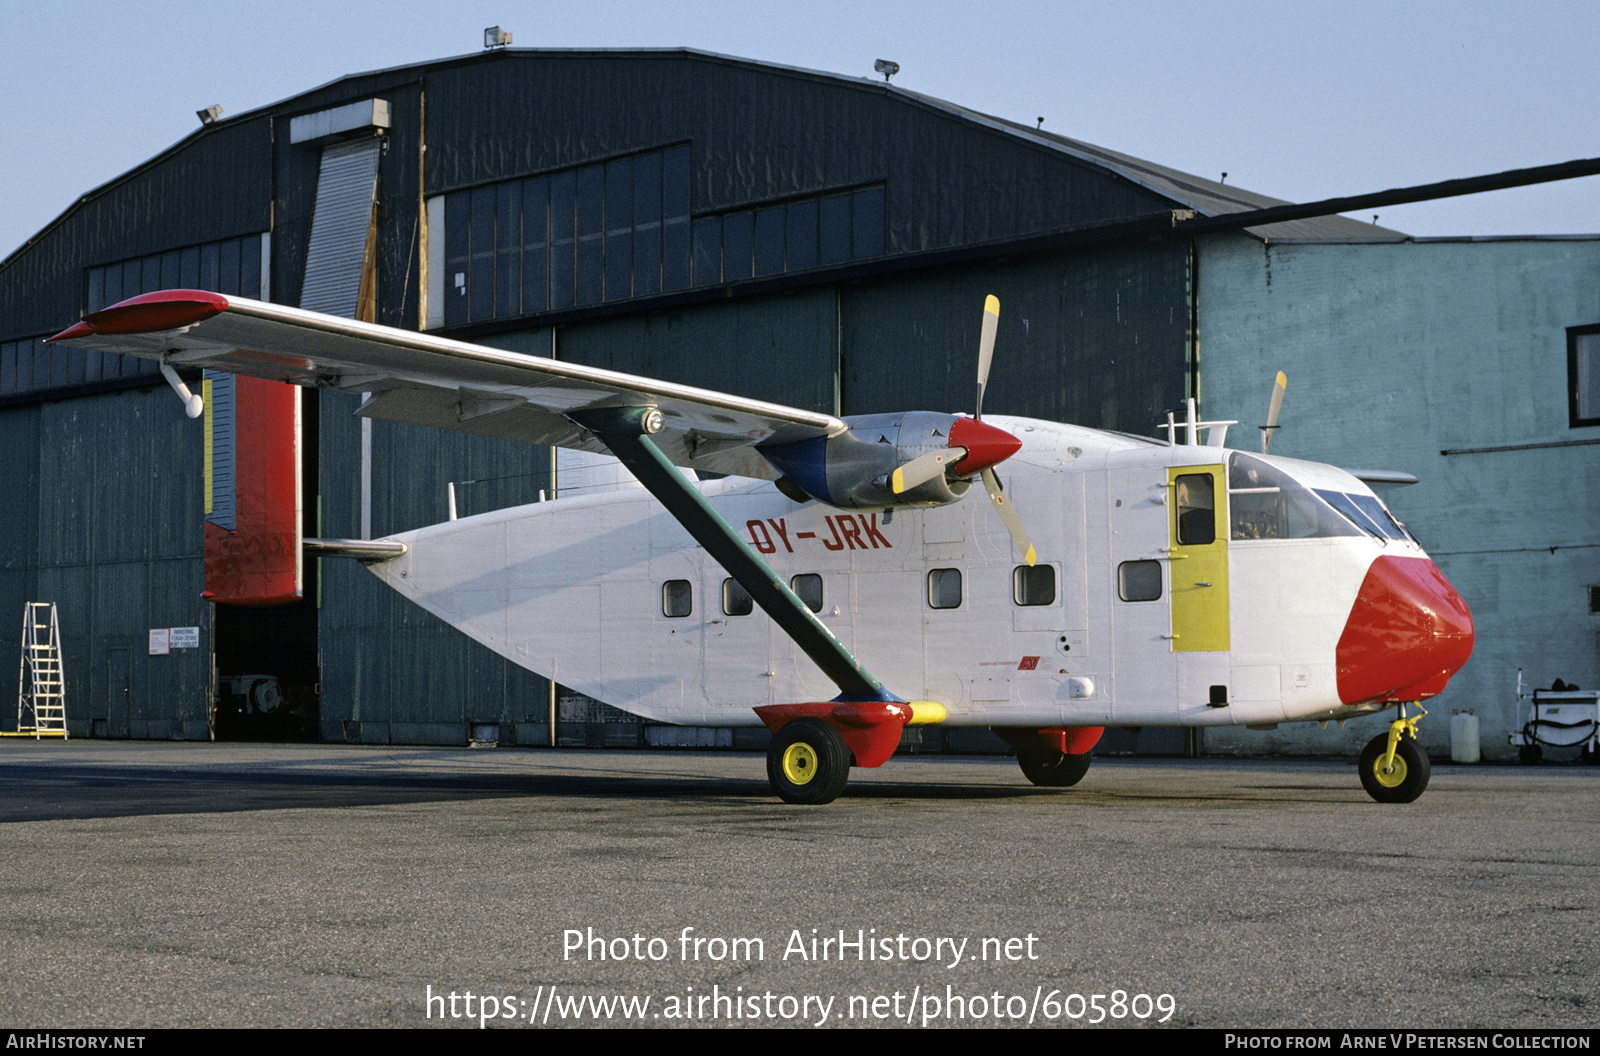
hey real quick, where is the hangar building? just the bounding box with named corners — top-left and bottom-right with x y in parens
top-left (2, 48), bottom-right (1595, 759)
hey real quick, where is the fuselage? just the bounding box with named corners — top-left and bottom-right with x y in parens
top-left (368, 416), bottom-right (1473, 730)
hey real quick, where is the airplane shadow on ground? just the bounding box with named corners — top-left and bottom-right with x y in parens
top-left (0, 755), bottom-right (1055, 822)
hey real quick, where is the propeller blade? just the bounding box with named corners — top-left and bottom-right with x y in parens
top-left (981, 467), bottom-right (1036, 566)
top-left (1262, 370), bottom-right (1287, 453)
top-left (891, 448), bottom-right (966, 494)
top-left (974, 294), bottom-right (1000, 421)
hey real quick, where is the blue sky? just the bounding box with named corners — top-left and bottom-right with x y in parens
top-left (5, 0), bottom-right (1597, 259)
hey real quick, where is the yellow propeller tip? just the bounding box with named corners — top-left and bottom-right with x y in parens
top-left (984, 295), bottom-right (999, 315)
top-left (890, 468), bottom-right (906, 494)
top-left (1024, 546), bottom-right (1037, 566)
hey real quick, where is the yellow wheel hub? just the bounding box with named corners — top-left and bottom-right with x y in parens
top-left (782, 743), bottom-right (819, 786)
top-left (1372, 751), bottom-right (1408, 789)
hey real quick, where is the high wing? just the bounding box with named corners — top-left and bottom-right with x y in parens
top-left (48, 290), bottom-right (845, 480)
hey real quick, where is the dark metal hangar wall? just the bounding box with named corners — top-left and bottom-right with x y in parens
top-left (2, 49), bottom-right (1195, 744)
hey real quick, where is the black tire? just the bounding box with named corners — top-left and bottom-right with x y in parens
top-left (767, 718), bottom-right (851, 805)
top-left (1519, 744), bottom-right (1543, 765)
top-left (1359, 733), bottom-right (1430, 803)
top-left (1017, 748), bottom-right (1092, 788)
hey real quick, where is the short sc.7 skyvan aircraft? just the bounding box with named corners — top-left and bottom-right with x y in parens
top-left (51, 291), bottom-right (1474, 804)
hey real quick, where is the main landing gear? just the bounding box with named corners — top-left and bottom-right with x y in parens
top-left (1358, 705), bottom-right (1430, 804)
top-left (756, 701), bottom-right (922, 805)
top-left (994, 727), bottom-right (1103, 788)
top-left (767, 718), bottom-right (852, 805)
top-left (1017, 748), bottom-right (1093, 787)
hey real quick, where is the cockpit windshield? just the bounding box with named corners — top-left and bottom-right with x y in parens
top-left (1227, 453), bottom-right (1360, 540)
top-left (1314, 489), bottom-right (1413, 543)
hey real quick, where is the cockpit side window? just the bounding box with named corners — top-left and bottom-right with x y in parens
top-left (1227, 453), bottom-right (1360, 541)
top-left (1174, 473), bottom-right (1216, 545)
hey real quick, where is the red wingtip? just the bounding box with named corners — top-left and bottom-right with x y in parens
top-left (48, 290), bottom-right (230, 342)
top-left (48, 322), bottom-right (95, 343)
top-left (947, 417), bottom-right (1023, 476)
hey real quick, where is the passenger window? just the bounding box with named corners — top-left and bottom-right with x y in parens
top-left (1118, 560), bottom-right (1162, 602)
top-left (1013, 564), bottom-right (1056, 606)
top-left (662, 580), bottom-right (692, 618)
top-left (1174, 473), bottom-right (1215, 545)
top-left (722, 578), bottom-right (753, 616)
top-left (791, 574), bottom-right (823, 613)
top-left (927, 568), bottom-right (962, 609)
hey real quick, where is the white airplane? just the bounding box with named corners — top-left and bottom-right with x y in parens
top-left (51, 291), bottom-right (1475, 804)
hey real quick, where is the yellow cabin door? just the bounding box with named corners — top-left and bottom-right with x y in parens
top-left (1168, 465), bottom-right (1229, 652)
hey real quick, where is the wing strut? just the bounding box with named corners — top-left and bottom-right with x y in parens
top-left (569, 406), bottom-right (894, 703)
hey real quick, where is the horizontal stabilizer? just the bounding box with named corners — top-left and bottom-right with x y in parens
top-left (303, 538), bottom-right (408, 562)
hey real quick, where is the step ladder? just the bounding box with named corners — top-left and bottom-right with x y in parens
top-left (13, 603), bottom-right (67, 739)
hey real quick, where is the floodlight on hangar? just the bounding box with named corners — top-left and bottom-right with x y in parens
top-left (874, 59), bottom-right (899, 81)
top-left (484, 26), bottom-right (512, 49)
top-left (196, 105), bottom-right (223, 126)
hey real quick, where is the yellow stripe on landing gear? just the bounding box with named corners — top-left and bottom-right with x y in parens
top-left (904, 701), bottom-right (947, 725)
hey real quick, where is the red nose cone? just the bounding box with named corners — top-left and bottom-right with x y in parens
top-left (948, 417), bottom-right (1022, 476)
top-left (1336, 555), bottom-right (1474, 705)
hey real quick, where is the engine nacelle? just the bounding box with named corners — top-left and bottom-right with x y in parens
top-left (757, 411), bottom-right (1018, 510)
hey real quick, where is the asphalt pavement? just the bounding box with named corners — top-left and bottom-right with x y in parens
top-left (0, 740), bottom-right (1594, 1029)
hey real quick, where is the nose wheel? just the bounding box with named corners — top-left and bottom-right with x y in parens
top-left (1359, 707), bottom-right (1430, 803)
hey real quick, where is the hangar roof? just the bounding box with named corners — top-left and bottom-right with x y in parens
top-left (964, 109), bottom-right (1407, 240)
top-left (4, 46), bottom-right (1398, 275)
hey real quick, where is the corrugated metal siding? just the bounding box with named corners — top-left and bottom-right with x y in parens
top-left (0, 405), bottom-right (42, 716)
top-left (300, 138), bottom-right (382, 318)
top-left (422, 53), bottom-right (1175, 256)
top-left (373, 83), bottom-right (425, 328)
top-left (0, 389), bottom-right (208, 737)
top-left (558, 289), bottom-right (838, 412)
top-left (841, 245), bottom-right (1190, 433)
top-left (0, 117), bottom-right (272, 341)
top-left (316, 387), bottom-right (554, 744)
top-left (204, 373), bottom-right (236, 531)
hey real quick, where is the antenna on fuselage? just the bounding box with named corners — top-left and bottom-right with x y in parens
top-left (1163, 400), bottom-right (1237, 447)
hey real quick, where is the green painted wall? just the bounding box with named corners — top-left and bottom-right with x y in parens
top-left (1198, 235), bottom-right (1600, 760)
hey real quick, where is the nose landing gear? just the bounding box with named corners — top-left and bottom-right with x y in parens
top-left (1359, 705), bottom-right (1430, 803)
